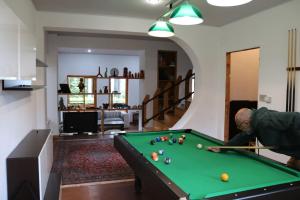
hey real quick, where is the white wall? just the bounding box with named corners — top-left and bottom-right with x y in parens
top-left (0, 87), bottom-right (38, 200)
top-left (36, 0), bottom-right (300, 164)
top-left (46, 33), bottom-right (193, 133)
top-left (0, 1), bottom-right (46, 200)
top-left (221, 0), bottom-right (300, 162)
top-left (230, 49), bottom-right (259, 101)
top-left (58, 53), bottom-right (140, 108)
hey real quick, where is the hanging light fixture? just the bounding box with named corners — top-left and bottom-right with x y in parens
top-left (207, 0), bottom-right (253, 7)
top-left (169, 1), bottom-right (203, 25)
top-left (146, 0), bottom-right (162, 5)
top-left (148, 20), bottom-right (175, 37)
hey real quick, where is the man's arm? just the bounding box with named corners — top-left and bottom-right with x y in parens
top-left (208, 131), bottom-right (255, 153)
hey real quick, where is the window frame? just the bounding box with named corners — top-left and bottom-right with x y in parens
top-left (67, 75), bottom-right (97, 108)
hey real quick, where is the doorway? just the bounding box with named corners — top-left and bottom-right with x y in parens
top-left (224, 48), bottom-right (260, 141)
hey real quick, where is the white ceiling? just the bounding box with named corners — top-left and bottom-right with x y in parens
top-left (32, 0), bottom-right (291, 26)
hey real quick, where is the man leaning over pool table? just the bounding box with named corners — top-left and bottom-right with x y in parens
top-left (208, 107), bottom-right (300, 170)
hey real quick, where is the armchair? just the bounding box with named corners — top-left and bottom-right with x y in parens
top-left (99, 110), bottom-right (129, 130)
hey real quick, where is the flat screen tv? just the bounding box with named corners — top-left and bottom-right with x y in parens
top-left (63, 112), bottom-right (98, 134)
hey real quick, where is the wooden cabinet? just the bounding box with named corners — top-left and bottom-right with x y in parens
top-left (0, 0), bottom-right (19, 79)
top-left (19, 21), bottom-right (36, 80)
top-left (157, 50), bottom-right (177, 114)
top-left (0, 0), bottom-right (36, 80)
top-left (7, 129), bottom-right (54, 200)
top-left (158, 50), bottom-right (177, 89)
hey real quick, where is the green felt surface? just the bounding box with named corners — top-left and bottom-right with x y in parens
top-left (123, 130), bottom-right (300, 200)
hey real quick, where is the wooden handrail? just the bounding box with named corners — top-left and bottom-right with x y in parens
top-left (144, 92), bottom-right (194, 124)
top-left (142, 69), bottom-right (194, 126)
top-left (145, 72), bottom-right (194, 103)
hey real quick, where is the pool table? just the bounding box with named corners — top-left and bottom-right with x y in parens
top-left (114, 129), bottom-right (300, 200)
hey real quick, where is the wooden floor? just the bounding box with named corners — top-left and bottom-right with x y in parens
top-left (61, 180), bottom-right (153, 200)
top-left (61, 108), bottom-right (188, 200)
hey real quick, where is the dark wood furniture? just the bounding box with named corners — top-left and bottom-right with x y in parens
top-left (157, 50), bottom-right (177, 116)
top-left (7, 129), bottom-right (60, 200)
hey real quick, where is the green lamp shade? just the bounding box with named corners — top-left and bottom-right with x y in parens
top-left (148, 21), bottom-right (175, 37)
top-left (207, 0), bottom-right (253, 7)
top-left (169, 2), bottom-right (204, 25)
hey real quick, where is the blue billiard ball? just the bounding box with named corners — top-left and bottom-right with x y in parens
top-left (164, 157), bottom-right (171, 164)
top-left (155, 137), bottom-right (161, 142)
top-left (172, 138), bottom-right (177, 143)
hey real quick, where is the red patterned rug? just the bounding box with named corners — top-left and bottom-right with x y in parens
top-left (53, 138), bottom-right (134, 185)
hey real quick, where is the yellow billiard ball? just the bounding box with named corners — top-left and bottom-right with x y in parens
top-left (220, 173), bottom-right (229, 182)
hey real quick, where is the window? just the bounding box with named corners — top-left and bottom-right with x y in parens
top-left (68, 76), bottom-right (96, 107)
top-left (110, 78), bottom-right (127, 104)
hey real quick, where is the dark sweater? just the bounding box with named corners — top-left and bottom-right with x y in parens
top-left (227, 107), bottom-right (300, 159)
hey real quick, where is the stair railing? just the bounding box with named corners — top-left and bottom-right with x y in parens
top-left (142, 69), bottom-right (195, 126)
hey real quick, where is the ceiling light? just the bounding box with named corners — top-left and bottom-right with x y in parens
top-left (148, 20), bottom-right (175, 37)
top-left (169, 1), bottom-right (203, 25)
top-left (207, 0), bottom-right (253, 7)
top-left (87, 49), bottom-right (92, 53)
top-left (146, 0), bottom-right (162, 5)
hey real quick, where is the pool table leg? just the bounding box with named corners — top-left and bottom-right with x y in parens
top-left (134, 176), bottom-right (142, 194)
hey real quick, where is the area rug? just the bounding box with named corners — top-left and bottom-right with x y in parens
top-left (53, 138), bottom-right (134, 185)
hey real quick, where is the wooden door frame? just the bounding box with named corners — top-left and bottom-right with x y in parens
top-left (224, 47), bottom-right (260, 142)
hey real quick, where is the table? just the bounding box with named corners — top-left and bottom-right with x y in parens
top-left (114, 129), bottom-right (300, 200)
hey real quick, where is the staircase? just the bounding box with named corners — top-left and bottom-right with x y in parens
top-left (142, 70), bottom-right (194, 131)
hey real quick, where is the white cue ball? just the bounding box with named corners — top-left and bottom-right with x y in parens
top-left (197, 144), bottom-right (203, 149)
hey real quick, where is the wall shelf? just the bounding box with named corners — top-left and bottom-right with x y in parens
top-left (2, 81), bottom-right (45, 91)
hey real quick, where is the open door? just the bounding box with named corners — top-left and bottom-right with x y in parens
top-left (224, 48), bottom-right (260, 142)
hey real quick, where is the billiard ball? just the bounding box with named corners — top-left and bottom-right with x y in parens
top-left (158, 149), bottom-right (164, 155)
top-left (164, 157), bottom-right (171, 164)
top-left (220, 173), bottom-right (229, 182)
top-left (164, 136), bottom-right (169, 141)
top-left (150, 139), bottom-right (156, 145)
top-left (151, 152), bottom-right (158, 157)
top-left (155, 137), bottom-right (161, 142)
top-left (181, 134), bottom-right (186, 140)
top-left (161, 137), bottom-right (165, 142)
top-left (172, 138), bottom-right (177, 143)
top-left (168, 139), bottom-right (173, 145)
top-left (196, 144), bottom-right (203, 149)
top-left (152, 156), bottom-right (159, 161)
top-left (178, 138), bottom-right (184, 144)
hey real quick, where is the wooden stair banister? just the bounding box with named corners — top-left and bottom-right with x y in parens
top-left (175, 76), bottom-right (182, 104)
top-left (153, 88), bottom-right (161, 120)
top-left (142, 95), bottom-right (150, 126)
top-left (185, 69), bottom-right (193, 98)
top-left (162, 82), bottom-right (172, 118)
top-left (142, 70), bottom-right (195, 126)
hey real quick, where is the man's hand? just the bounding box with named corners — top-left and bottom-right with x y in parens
top-left (207, 147), bottom-right (221, 153)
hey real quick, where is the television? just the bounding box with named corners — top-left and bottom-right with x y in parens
top-left (63, 112), bottom-right (98, 134)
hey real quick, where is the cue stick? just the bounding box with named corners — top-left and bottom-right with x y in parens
top-left (289, 29), bottom-right (294, 112)
top-left (291, 28), bottom-right (297, 112)
top-left (286, 29), bottom-right (292, 111)
top-left (207, 146), bottom-right (274, 150)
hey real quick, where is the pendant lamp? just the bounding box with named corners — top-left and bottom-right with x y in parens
top-left (169, 1), bottom-right (203, 25)
top-left (207, 0), bottom-right (253, 7)
top-left (148, 20), bottom-right (175, 37)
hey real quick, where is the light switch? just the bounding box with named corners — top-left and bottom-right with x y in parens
top-left (259, 94), bottom-right (272, 103)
